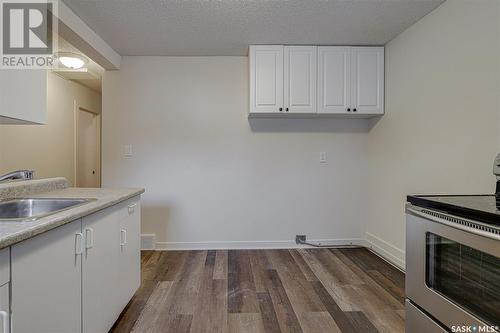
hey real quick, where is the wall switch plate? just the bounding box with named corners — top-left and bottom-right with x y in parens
top-left (319, 152), bottom-right (327, 164)
top-left (124, 144), bottom-right (133, 157)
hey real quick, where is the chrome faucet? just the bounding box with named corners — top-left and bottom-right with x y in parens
top-left (0, 170), bottom-right (35, 183)
top-left (494, 153), bottom-right (500, 180)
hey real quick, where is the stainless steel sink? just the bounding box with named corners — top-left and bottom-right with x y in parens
top-left (0, 198), bottom-right (95, 221)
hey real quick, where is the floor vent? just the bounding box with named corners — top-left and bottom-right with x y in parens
top-left (141, 234), bottom-right (156, 250)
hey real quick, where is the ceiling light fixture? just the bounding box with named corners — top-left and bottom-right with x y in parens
top-left (57, 52), bottom-right (88, 69)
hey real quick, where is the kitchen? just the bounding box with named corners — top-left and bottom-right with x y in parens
top-left (0, 0), bottom-right (499, 332)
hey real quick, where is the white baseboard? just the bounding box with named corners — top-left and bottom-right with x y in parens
top-left (154, 238), bottom-right (366, 251)
top-left (365, 232), bottom-right (405, 270)
top-left (144, 233), bottom-right (405, 272)
top-left (141, 234), bottom-right (156, 250)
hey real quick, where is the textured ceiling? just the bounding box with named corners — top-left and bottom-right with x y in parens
top-left (62, 0), bottom-right (445, 56)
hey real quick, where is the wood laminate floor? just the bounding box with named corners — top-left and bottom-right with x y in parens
top-left (110, 248), bottom-right (405, 333)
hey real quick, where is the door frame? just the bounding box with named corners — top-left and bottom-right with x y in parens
top-left (74, 101), bottom-right (102, 187)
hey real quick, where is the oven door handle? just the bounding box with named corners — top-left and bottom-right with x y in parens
top-left (406, 205), bottom-right (500, 241)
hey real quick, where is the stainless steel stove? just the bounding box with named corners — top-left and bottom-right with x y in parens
top-left (405, 155), bottom-right (500, 333)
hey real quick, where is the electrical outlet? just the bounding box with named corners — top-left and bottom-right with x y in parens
top-left (296, 235), bottom-right (306, 244)
top-left (123, 144), bottom-right (133, 157)
top-left (319, 152), bottom-right (327, 164)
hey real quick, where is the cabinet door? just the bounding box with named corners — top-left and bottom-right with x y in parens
top-left (0, 69), bottom-right (47, 124)
top-left (284, 46), bottom-right (317, 113)
top-left (11, 219), bottom-right (82, 333)
top-left (117, 198), bottom-right (141, 310)
top-left (350, 47), bottom-right (384, 114)
top-left (317, 47), bottom-right (350, 114)
top-left (82, 206), bottom-right (123, 333)
top-left (249, 45), bottom-right (283, 113)
top-left (0, 284), bottom-right (9, 333)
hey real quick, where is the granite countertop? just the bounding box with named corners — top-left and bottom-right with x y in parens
top-left (0, 178), bottom-right (145, 249)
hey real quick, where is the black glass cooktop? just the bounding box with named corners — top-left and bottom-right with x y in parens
top-left (407, 194), bottom-right (500, 226)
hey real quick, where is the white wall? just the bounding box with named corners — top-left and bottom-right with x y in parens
top-left (102, 0), bottom-right (500, 262)
top-left (365, 0), bottom-right (500, 266)
top-left (0, 72), bottom-right (101, 184)
top-left (103, 57), bottom-right (370, 249)
top-left (498, 0), bottom-right (500, 148)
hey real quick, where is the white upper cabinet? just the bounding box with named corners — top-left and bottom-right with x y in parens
top-left (284, 46), bottom-right (317, 113)
top-left (249, 45), bottom-right (284, 113)
top-left (317, 47), bottom-right (350, 114)
top-left (249, 45), bottom-right (384, 117)
top-left (0, 69), bottom-right (47, 124)
top-left (351, 47), bottom-right (384, 114)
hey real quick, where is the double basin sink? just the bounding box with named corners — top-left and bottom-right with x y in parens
top-left (0, 198), bottom-right (95, 221)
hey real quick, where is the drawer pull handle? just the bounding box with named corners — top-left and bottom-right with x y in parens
top-left (85, 228), bottom-right (94, 249)
top-left (75, 233), bottom-right (84, 255)
top-left (120, 229), bottom-right (127, 246)
top-left (128, 204), bottom-right (136, 214)
top-left (0, 310), bottom-right (8, 333)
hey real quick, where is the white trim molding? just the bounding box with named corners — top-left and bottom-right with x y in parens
top-left (142, 233), bottom-right (405, 272)
top-left (365, 232), bottom-right (405, 270)
top-left (56, 1), bottom-right (121, 70)
top-left (141, 234), bottom-right (156, 250)
top-left (155, 238), bottom-right (367, 251)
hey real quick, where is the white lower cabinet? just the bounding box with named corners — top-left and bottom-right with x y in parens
top-left (10, 196), bottom-right (141, 333)
top-left (117, 199), bottom-right (141, 310)
top-left (82, 206), bottom-right (122, 333)
top-left (0, 284), bottom-right (10, 333)
top-left (11, 219), bottom-right (82, 333)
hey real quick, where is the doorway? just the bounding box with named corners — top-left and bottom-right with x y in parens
top-left (75, 106), bottom-right (101, 188)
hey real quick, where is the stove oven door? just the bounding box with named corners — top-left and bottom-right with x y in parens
top-left (406, 206), bottom-right (500, 331)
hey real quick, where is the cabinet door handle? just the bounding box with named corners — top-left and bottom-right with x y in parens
top-left (75, 233), bottom-right (84, 255)
top-left (347, 108), bottom-right (351, 112)
top-left (285, 108), bottom-right (289, 112)
top-left (128, 204), bottom-right (136, 214)
top-left (85, 228), bottom-right (94, 249)
top-left (279, 107), bottom-right (283, 112)
top-left (0, 310), bottom-right (8, 333)
top-left (353, 108), bottom-right (357, 112)
top-left (120, 229), bottom-right (127, 246)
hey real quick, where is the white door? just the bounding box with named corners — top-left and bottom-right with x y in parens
top-left (77, 108), bottom-right (101, 188)
top-left (284, 46), bottom-right (317, 113)
top-left (117, 198), bottom-right (141, 310)
top-left (350, 47), bottom-right (384, 114)
top-left (317, 47), bottom-right (351, 114)
top-left (11, 219), bottom-right (82, 333)
top-left (249, 45), bottom-right (284, 113)
top-left (82, 207), bottom-right (121, 333)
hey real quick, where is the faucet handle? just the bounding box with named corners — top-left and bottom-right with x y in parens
top-left (26, 170), bottom-right (35, 180)
top-left (494, 153), bottom-right (500, 178)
